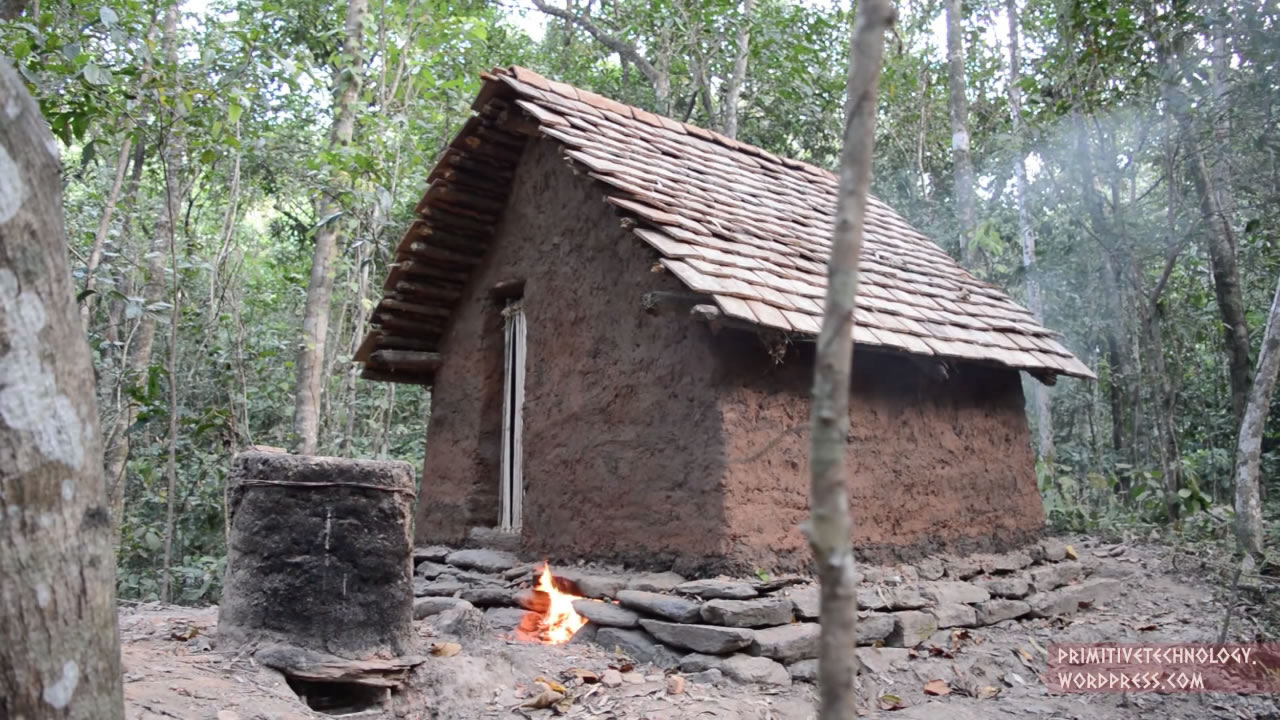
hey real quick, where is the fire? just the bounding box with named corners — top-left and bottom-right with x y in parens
top-left (533, 563), bottom-right (587, 644)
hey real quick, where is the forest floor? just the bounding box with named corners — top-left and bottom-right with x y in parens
top-left (122, 535), bottom-right (1280, 720)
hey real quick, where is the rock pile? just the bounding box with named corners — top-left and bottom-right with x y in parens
top-left (411, 539), bottom-right (1124, 687)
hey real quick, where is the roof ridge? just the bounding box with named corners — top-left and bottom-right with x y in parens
top-left (501, 65), bottom-right (839, 183)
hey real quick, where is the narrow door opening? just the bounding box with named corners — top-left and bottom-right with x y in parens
top-left (499, 299), bottom-right (526, 532)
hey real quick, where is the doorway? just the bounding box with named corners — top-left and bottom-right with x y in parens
top-left (499, 299), bottom-right (525, 532)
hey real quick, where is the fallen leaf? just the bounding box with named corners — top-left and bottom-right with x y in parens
top-left (976, 685), bottom-right (1001, 700)
top-left (666, 675), bottom-right (685, 695)
top-left (1065, 544), bottom-right (1078, 560)
top-left (170, 626), bottom-right (199, 641)
top-left (430, 642), bottom-right (461, 657)
top-left (601, 669), bottom-right (623, 688)
top-left (521, 683), bottom-right (565, 710)
top-left (923, 679), bottom-right (951, 696)
top-left (1136, 624), bottom-right (1158, 632)
top-left (535, 677), bottom-right (567, 694)
top-left (1015, 648), bottom-right (1037, 671)
top-left (926, 646), bottom-right (954, 659)
top-left (563, 667), bottom-right (599, 684)
top-left (877, 693), bottom-right (906, 710)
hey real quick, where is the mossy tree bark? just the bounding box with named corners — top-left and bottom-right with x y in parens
top-left (0, 57), bottom-right (125, 720)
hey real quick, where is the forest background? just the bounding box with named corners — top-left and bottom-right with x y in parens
top-left (2, 0), bottom-right (1276, 604)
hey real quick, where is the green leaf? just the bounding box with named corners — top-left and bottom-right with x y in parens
top-left (200, 148), bottom-right (216, 164)
top-left (227, 103), bottom-right (243, 124)
top-left (1177, 488), bottom-right (1192, 499)
top-left (83, 63), bottom-right (112, 86)
top-left (99, 6), bottom-right (119, 27)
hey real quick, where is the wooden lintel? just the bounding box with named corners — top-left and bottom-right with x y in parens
top-left (369, 349), bottom-right (443, 373)
top-left (641, 290), bottom-right (708, 315)
top-left (490, 278), bottom-right (525, 299)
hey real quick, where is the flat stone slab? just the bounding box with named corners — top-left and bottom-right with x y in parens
top-left (787, 585), bottom-right (820, 620)
top-left (920, 581), bottom-right (989, 605)
top-left (595, 627), bottom-right (681, 668)
top-left (1028, 577), bottom-right (1122, 618)
top-left (975, 599), bottom-right (1030, 625)
top-left (718, 654), bottom-right (791, 687)
top-left (459, 587), bottom-right (515, 608)
top-left (413, 596), bottom-right (472, 619)
top-left (980, 576), bottom-right (1030, 599)
top-left (1040, 538), bottom-right (1068, 562)
top-left (788, 659), bottom-right (818, 683)
top-left (555, 569), bottom-right (627, 599)
top-left (573, 599), bottom-right (641, 628)
top-left (945, 556), bottom-right (982, 579)
top-left (916, 558), bottom-right (945, 581)
top-left (626, 572), bottom-right (687, 593)
top-left (700, 596), bottom-right (794, 628)
top-left (639, 619), bottom-right (754, 654)
top-left (445, 548), bottom-right (521, 574)
top-left (414, 561), bottom-right (451, 579)
top-left (483, 607), bottom-right (531, 632)
top-left (433, 605), bottom-right (489, 639)
top-left (415, 579), bottom-right (465, 597)
top-left (886, 610), bottom-right (937, 648)
top-left (413, 545), bottom-right (452, 562)
top-left (676, 579), bottom-right (758, 599)
top-left (857, 586), bottom-right (931, 611)
top-left (1029, 562), bottom-right (1084, 593)
top-left (750, 623), bottom-right (819, 662)
top-left (931, 603), bottom-right (977, 629)
top-left (616, 590), bottom-right (702, 623)
top-left (855, 613), bottom-right (895, 645)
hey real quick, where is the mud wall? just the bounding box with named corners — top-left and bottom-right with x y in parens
top-left (714, 335), bottom-right (1044, 572)
top-left (416, 138), bottom-right (735, 571)
top-left (416, 138), bottom-right (1043, 574)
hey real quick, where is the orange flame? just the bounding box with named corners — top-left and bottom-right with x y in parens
top-left (534, 563), bottom-right (587, 644)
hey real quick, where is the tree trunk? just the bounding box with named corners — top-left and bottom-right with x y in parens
top-left (293, 0), bottom-right (369, 455)
top-left (1186, 146), bottom-right (1251, 430)
top-left (810, 2), bottom-right (895, 717)
top-left (159, 151), bottom-right (182, 603)
top-left (1234, 274), bottom-right (1280, 556)
top-left (723, 0), bottom-right (754, 139)
top-left (1005, 0), bottom-right (1053, 460)
top-left (104, 5), bottom-right (184, 537)
top-left (944, 0), bottom-right (975, 264)
top-left (80, 132), bottom-right (133, 331)
top-left (0, 57), bottom-right (125, 720)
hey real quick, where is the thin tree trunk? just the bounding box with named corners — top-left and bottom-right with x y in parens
top-left (1234, 274), bottom-right (1280, 556)
top-left (723, 0), bottom-right (754, 139)
top-left (293, 0), bottom-right (369, 455)
top-left (1006, 0), bottom-right (1052, 460)
top-left (159, 151), bottom-right (182, 603)
top-left (810, 2), bottom-right (895, 717)
top-left (1186, 146), bottom-right (1251, 429)
top-left (945, 0), bottom-right (975, 264)
top-left (0, 57), bottom-right (125, 720)
top-left (80, 132), bottom-right (133, 331)
top-left (104, 5), bottom-right (184, 538)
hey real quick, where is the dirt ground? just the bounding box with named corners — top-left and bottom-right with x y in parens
top-left (122, 536), bottom-right (1280, 720)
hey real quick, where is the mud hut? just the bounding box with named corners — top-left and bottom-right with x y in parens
top-left (353, 66), bottom-right (1093, 575)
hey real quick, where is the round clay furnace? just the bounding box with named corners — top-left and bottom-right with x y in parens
top-left (217, 450), bottom-right (417, 658)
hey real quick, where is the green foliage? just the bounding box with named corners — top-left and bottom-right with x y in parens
top-left (6, 0), bottom-right (1280, 605)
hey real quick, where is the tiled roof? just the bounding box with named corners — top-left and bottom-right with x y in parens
top-left (355, 66), bottom-right (1094, 384)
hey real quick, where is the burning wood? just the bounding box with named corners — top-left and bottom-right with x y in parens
top-left (526, 564), bottom-right (586, 644)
